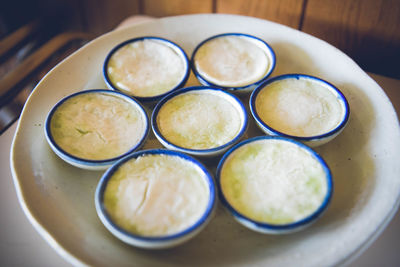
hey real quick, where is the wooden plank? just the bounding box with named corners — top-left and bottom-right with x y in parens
top-left (302, 0), bottom-right (400, 78)
top-left (0, 32), bottom-right (92, 106)
top-left (143, 0), bottom-right (213, 17)
top-left (0, 20), bottom-right (40, 58)
top-left (82, 0), bottom-right (140, 35)
top-left (216, 0), bottom-right (305, 29)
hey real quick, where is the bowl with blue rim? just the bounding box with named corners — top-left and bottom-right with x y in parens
top-left (250, 73), bottom-right (350, 147)
top-left (103, 36), bottom-right (190, 102)
top-left (44, 89), bottom-right (149, 170)
top-left (191, 33), bottom-right (276, 93)
top-left (151, 86), bottom-right (248, 157)
top-left (95, 149), bottom-right (216, 248)
top-left (216, 136), bottom-right (333, 234)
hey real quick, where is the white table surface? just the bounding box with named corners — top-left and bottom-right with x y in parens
top-left (1, 69), bottom-right (399, 267)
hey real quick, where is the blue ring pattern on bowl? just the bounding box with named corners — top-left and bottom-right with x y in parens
top-left (151, 86), bottom-right (249, 157)
top-left (95, 149), bottom-right (216, 248)
top-left (216, 136), bottom-right (333, 234)
top-left (190, 33), bottom-right (276, 92)
top-left (249, 73), bottom-right (350, 146)
top-left (103, 36), bottom-right (191, 102)
top-left (44, 89), bottom-right (149, 170)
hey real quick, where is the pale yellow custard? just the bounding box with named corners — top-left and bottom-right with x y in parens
top-left (194, 35), bottom-right (270, 87)
top-left (103, 154), bottom-right (210, 236)
top-left (157, 91), bottom-right (243, 149)
top-left (255, 78), bottom-right (344, 137)
top-left (220, 139), bottom-right (328, 224)
top-left (107, 39), bottom-right (186, 97)
top-left (50, 93), bottom-right (146, 160)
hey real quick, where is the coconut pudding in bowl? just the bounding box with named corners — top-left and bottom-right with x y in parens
top-left (103, 36), bottom-right (190, 102)
top-left (152, 86), bottom-right (248, 157)
top-left (250, 74), bottom-right (350, 147)
top-left (45, 89), bottom-right (149, 170)
top-left (191, 33), bottom-right (275, 92)
top-left (217, 136), bottom-right (333, 234)
top-left (95, 149), bottom-right (216, 249)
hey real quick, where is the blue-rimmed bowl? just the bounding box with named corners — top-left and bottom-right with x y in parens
top-left (95, 149), bottom-right (216, 249)
top-left (44, 89), bottom-right (149, 170)
top-left (103, 36), bottom-right (190, 102)
top-left (250, 74), bottom-right (350, 147)
top-left (217, 136), bottom-right (333, 234)
top-left (191, 33), bottom-right (275, 93)
top-left (152, 86), bottom-right (248, 157)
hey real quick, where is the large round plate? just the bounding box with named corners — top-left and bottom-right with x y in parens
top-left (10, 14), bottom-right (400, 266)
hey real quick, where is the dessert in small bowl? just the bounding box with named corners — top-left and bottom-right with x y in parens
top-left (217, 136), bottom-right (333, 234)
top-left (45, 89), bottom-right (149, 170)
top-left (95, 149), bottom-right (216, 249)
top-left (191, 33), bottom-right (275, 93)
top-left (250, 74), bottom-right (350, 147)
top-left (152, 86), bottom-right (248, 157)
top-left (103, 36), bottom-right (190, 102)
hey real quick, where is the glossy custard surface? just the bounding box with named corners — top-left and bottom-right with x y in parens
top-left (103, 154), bottom-right (210, 236)
top-left (220, 139), bottom-right (328, 224)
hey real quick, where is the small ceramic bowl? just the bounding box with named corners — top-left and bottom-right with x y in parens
top-left (103, 36), bottom-right (190, 102)
top-left (45, 89), bottom-right (149, 170)
top-left (152, 86), bottom-right (248, 157)
top-left (250, 74), bottom-right (350, 147)
top-left (217, 136), bottom-right (333, 234)
top-left (95, 149), bottom-right (216, 249)
top-left (191, 33), bottom-right (275, 93)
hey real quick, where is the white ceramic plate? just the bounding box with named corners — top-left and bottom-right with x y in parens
top-left (10, 14), bottom-right (400, 266)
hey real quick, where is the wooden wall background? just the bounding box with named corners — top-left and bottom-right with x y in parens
top-left (41, 0), bottom-right (400, 79)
